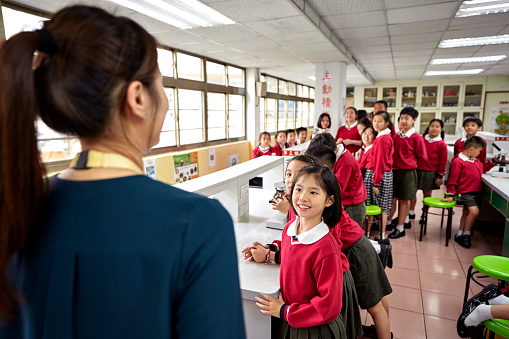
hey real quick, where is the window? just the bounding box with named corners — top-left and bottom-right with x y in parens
top-left (228, 95), bottom-right (244, 138)
top-left (154, 88), bottom-right (176, 148)
top-left (207, 93), bottom-right (226, 141)
top-left (302, 102), bottom-right (309, 128)
top-left (36, 119), bottom-right (81, 163)
top-left (266, 99), bottom-right (277, 133)
top-left (310, 102), bottom-right (315, 127)
top-left (176, 53), bottom-right (203, 81)
top-left (287, 101), bottom-right (295, 129)
top-left (278, 100), bottom-right (286, 131)
top-left (297, 85), bottom-right (303, 97)
top-left (206, 61), bottom-right (225, 85)
top-left (279, 80), bottom-right (288, 95)
top-left (228, 66), bottom-right (244, 88)
top-left (310, 88), bottom-right (315, 100)
top-left (1, 7), bottom-right (46, 39)
top-left (267, 77), bottom-right (278, 93)
top-left (157, 48), bottom-right (174, 78)
top-left (295, 101), bottom-right (302, 127)
top-left (288, 82), bottom-right (296, 96)
top-left (303, 86), bottom-right (309, 98)
top-left (178, 89), bottom-right (204, 144)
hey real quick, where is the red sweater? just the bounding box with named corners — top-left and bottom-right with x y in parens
top-left (280, 220), bottom-right (342, 327)
top-left (335, 125), bottom-right (362, 155)
top-left (454, 137), bottom-right (487, 165)
top-left (446, 154), bottom-right (495, 194)
top-left (272, 142), bottom-right (284, 156)
top-left (372, 132), bottom-right (394, 186)
top-left (358, 145), bottom-right (373, 172)
top-left (393, 129), bottom-right (428, 170)
top-left (332, 149), bottom-right (367, 206)
top-left (252, 146), bottom-right (273, 159)
top-left (418, 137), bottom-right (448, 176)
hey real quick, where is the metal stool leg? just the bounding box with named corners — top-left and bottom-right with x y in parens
top-left (419, 205), bottom-right (427, 242)
top-left (464, 265), bottom-right (474, 306)
top-left (446, 207), bottom-right (453, 247)
top-left (424, 205), bottom-right (429, 235)
top-left (440, 208), bottom-right (445, 228)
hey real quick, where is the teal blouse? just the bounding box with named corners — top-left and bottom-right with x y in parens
top-left (1, 175), bottom-right (245, 338)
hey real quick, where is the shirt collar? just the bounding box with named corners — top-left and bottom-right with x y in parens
top-left (399, 127), bottom-right (416, 138)
top-left (344, 121), bottom-right (358, 130)
top-left (459, 152), bottom-right (475, 163)
top-left (364, 144), bottom-right (373, 152)
top-left (376, 128), bottom-right (391, 138)
top-left (425, 135), bottom-right (442, 142)
top-left (461, 133), bottom-right (478, 142)
top-left (336, 144), bottom-right (346, 160)
top-left (260, 145), bottom-right (270, 152)
top-left (286, 216), bottom-right (329, 245)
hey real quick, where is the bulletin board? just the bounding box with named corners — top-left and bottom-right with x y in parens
top-left (484, 91), bottom-right (509, 134)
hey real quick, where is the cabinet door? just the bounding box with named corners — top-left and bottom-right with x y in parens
top-left (441, 111), bottom-right (459, 136)
top-left (402, 86), bottom-right (417, 108)
top-left (364, 87), bottom-right (378, 108)
top-left (442, 85), bottom-right (461, 108)
top-left (419, 112), bottom-right (437, 134)
top-left (464, 84), bottom-right (483, 108)
top-left (421, 86), bottom-right (438, 108)
top-left (382, 86), bottom-right (398, 108)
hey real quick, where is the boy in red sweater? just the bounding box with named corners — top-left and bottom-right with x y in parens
top-left (286, 128), bottom-right (297, 147)
top-left (296, 127), bottom-right (308, 145)
top-left (307, 133), bottom-right (367, 228)
top-left (389, 107), bottom-right (428, 239)
top-left (454, 117), bottom-right (487, 165)
top-left (443, 136), bottom-right (497, 248)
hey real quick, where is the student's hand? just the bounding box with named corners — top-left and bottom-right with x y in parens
top-left (356, 149), bottom-right (362, 158)
top-left (271, 197), bottom-right (290, 214)
top-left (493, 155), bottom-right (500, 163)
top-left (336, 138), bottom-right (343, 144)
top-left (242, 242), bottom-right (267, 261)
top-left (373, 186), bottom-right (380, 195)
top-left (435, 178), bottom-right (443, 187)
top-left (441, 196), bottom-right (454, 202)
top-left (251, 245), bottom-right (268, 263)
top-left (256, 292), bottom-right (285, 318)
top-left (343, 139), bottom-right (352, 145)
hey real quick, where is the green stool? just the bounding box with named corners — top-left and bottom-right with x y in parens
top-left (463, 255), bottom-right (509, 306)
top-left (364, 205), bottom-right (382, 234)
top-left (483, 318), bottom-right (509, 339)
top-left (420, 197), bottom-right (456, 246)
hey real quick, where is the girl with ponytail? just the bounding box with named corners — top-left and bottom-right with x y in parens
top-left (0, 6), bottom-right (245, 338)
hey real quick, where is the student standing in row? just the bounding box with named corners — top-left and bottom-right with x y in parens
top-left (388, 107), bottom-right (428, 239)
top-left (272, 130), bottom-right (287, 156)
top-left (335, 107), bottom-right (363, 155)
top-left (312, 113), bottom-right (332, 138)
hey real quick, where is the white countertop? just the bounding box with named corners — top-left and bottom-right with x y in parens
top-left (482, 174), bottom-right (509, 201)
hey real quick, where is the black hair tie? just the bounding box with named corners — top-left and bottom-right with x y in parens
top-left (37, 28), bottom-right (58, 54)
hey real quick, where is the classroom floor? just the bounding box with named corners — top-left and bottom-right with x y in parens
top-left (364, 191), bottom-right (505, 339)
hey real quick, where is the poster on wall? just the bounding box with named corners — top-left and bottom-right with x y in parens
top-left (208, 148), bottom-right (216, 168)
top-left (174, 152), bottom-right (198, 184)
top-left (228, 153), bottom-right (239, 167)
top-left (143, 158), bottom-right (157, 179)
top-left (490, 105), bottom-right (509, 135)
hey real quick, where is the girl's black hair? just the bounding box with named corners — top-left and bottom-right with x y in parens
top-left (357, 110), bottom-right (368, 121)
top-left (374, 110), bottom-right (393, 131)
top-left (362, 125), bottom-right (377, 137)
top-left (316, 113), bottom-right (331, 129)
top-left (422, 119), bottom-right (445, 139)
top-left (290, 165), bottom-right (342, 228)
top-left (257, 131), bottom-right (270, 147)
top-left (287, 154), bottom-right (319, 167)
top-left (358, 117), bottom-right (372, 128)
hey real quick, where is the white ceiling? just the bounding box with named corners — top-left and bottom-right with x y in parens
top-left (8, 0), bottom-right (509, 87)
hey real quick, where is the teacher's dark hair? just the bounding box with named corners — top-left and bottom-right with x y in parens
top-left (0, 5), bottom-right (160, 319)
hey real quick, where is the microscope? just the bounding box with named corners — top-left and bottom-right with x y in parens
top-left (489, 143), bottom-right (509, 178)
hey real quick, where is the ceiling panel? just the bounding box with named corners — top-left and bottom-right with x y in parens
top-left (449, 12), bottom-right (509, 29)
top-left (385, 0), bottom-right (457, 9)
top-left (477, 45), bottom-right (509, 53)
top-left (242, 15), bottom-right (315, 36)
top-left (307, 0), bottom-right (384, 16)
top-left (188, 24), bottom-right (260, 42)
top-left (206, 0), bottom-right (301, 22)
top-left (324, 10), bottom-right (385, 30)
top-left (334, 26), bottom-right (387, 40)
top-left (152, 30), bottom-right (208, 46)
top-left (387, 2), bottom-right (458, 24)
top-left (392, 50), bottom-right (433, 57)
top-left (282, 42), bottom-right (338, 53)
top-left (391, 41), bottom-right (438, 51)
top-left (348, 44), bottom-right (392, 53)
top-left (268, 30), bottom-right (330, 44)
top-left (389, 20), bottom-right (449, 35)
top-left (442, 27), bottom-right (505, 40)
top-left (343, 36), bottom-right (391, 48)
top-left (391, 32), bottom-right (443, 44)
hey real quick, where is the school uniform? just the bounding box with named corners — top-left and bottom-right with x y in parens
top-left (417, 135), bottom-right (448, 191)
top-left (279, 217), bottom-right (347, 339)
top-left (332, 146), bottom-right (367, 228)
top-left (252, 145), bottom-right (273, 159)
top-left (367, 128), bottom-right (394, 214)
top-left (392, 128), bottom-right (428, 200)
top-left (446, 153), bottom-right (496, 208)
top-left (358, 145), bottom-right (373, 173)
top-left (454, 136), bottom-right (487, 168)
top-left (335, 121), bottom-right (362, 155)
top-left (311, 127), bottom-right (331, 139)
top-left (272, 142), bottom-right (285, 156)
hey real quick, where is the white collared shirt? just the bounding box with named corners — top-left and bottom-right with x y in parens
top-left (459, 152), bottom-right (475, 163)
top-left (425, 135), bottom-right (442, 143)
top-left (398, 127), bottom-right (416, 138)
top-left (376, 128), bottom-right (391, 138)
top-left (336, 144), bottom-right (346, 160)
top-left (259, 145), bottom-right (271, 152)
top-left (286, 216), bottom-right (329, 245)
top-left (461, 133), bottom-right (478, 142)
top-left (344, 121), bottom-right (358, 130)
top-left (364, 144), bottom-right (373, 152)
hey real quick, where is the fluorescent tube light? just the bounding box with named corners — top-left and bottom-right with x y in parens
top-left (430, 55), bottom-right (507, 64)
top-left (308, 76), bottom-right (316, 81)
top-left (439, 34), bottom-right (509, 48)
top-left (425, 69), bottom-right (484, 76)
top-left (456, 0), bottom-right (509, 17)
top-left (106, 0), bottom-right (235, 29)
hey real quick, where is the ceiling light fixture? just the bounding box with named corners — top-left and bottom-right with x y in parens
top-left (456, 0), bottom-right (509, 17)
top-left (107, 0), bottom-right (235, 29)
top-left (425, 69), bottom-right (484, 76)
top-left (439, 34), bottom-right (509, 48)
top-left (430, 55), bottom-right (507, 64)
top-left (308, 76), bottom-right (316, 81)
